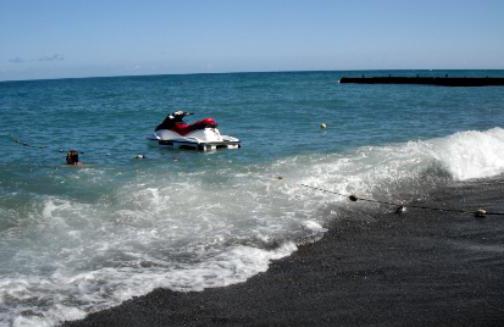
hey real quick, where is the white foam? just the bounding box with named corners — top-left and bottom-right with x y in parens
top-left (2, 128), bottom-right (504, 326)
top-left (430, 128), bottom-right (504, 180)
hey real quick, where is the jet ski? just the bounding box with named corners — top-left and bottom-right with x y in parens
top-left (147, 111), bottom-right (240, 151)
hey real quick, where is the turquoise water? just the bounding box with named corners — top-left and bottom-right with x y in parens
top-left (1, 70), bottom-right (504, 326)
top-left (2, 70), bottom-right (504, 165)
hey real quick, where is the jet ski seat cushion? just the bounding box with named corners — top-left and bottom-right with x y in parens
top-left (172, 118), bottom-right (218, 136)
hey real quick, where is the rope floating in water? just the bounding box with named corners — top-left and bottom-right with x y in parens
top-left (8, 135), bottom-right (46, 148)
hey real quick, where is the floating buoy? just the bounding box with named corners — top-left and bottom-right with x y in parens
top-left (276, 176), bottom-right (284, 180)
top-left (320, 123), bottom-right (327, 129)
top-left (348, 195), bottom-right (358, 202)
top-left (474, 209), bottom-right (487, 218)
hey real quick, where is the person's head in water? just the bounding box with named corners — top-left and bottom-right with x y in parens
top-left (66, 150), bottom-right (79, 165)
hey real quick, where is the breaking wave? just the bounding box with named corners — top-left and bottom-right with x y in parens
top-left (2, 128), bottom-right (504, 326)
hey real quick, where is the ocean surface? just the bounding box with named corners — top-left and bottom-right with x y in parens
top-left (1, 70), bottom-right (504, 326)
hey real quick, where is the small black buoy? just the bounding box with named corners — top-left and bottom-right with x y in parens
top-left (474, 209), bottom-right (487, 218)
top-left (349, 195), bottom-right (358, 202)
top-left (395, 205), bottom-right (407, 215)
top-left (277, 176), bottom-right (284, 180)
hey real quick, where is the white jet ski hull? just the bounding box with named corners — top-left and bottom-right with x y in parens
top-left (147, 128), bottom-right (240, 151)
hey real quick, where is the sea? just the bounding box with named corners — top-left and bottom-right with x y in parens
top-left (1, 70), bottom-right (504, 326)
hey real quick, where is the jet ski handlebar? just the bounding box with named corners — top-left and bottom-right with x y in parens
top-left (172, 111), bottom-right (194, 117)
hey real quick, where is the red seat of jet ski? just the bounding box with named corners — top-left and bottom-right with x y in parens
top-left (172, 118), bottom-right (218, 136)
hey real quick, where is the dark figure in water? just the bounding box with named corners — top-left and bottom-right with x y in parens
top-left (66, 150), bottom-right (80, 166)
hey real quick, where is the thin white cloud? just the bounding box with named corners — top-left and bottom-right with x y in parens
top-left (7, 54), bottom-right (65, 64)
top-left (8, 57), bottom-right (26, 64)
top-left (38, 54), bottom-right (64, 62)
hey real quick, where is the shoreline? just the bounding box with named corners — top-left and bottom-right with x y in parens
top-left (63, 179), bottom-right (504, 326)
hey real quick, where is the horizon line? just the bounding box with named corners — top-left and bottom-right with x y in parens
top-left (2, 67), bottom-right (504, 84)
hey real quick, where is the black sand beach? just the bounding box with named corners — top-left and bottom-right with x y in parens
top-left (64, 179), bottom-right (504, 327)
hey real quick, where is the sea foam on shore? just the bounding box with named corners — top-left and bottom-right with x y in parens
top-left (3, 128), bottom-right (504, 326)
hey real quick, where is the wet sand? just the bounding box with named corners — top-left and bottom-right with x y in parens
top-left (64, 180), bottom-right (504, 326)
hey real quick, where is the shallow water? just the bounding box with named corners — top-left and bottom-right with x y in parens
top-left (1, 70), bottom-right (504, 326)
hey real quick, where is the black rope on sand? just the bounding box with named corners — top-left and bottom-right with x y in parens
top-left (296, 183), bottom-right (504, 219)
top-left (463, 180), bottom-right (504, 185)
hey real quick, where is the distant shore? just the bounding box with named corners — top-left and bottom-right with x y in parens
top-left (64, 179), bottom-right (504, 327)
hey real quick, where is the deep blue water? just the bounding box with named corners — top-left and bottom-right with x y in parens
top-left (2, 70), bottom-right (504, 167)
top-left (1, 70), bottom-right (504, 326)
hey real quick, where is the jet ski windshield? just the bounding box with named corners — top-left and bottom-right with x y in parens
top-left (155, 111), bottom-right (193, 131)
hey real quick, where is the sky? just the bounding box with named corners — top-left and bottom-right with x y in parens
top-left (1, 0), bottom-right (503, 81)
